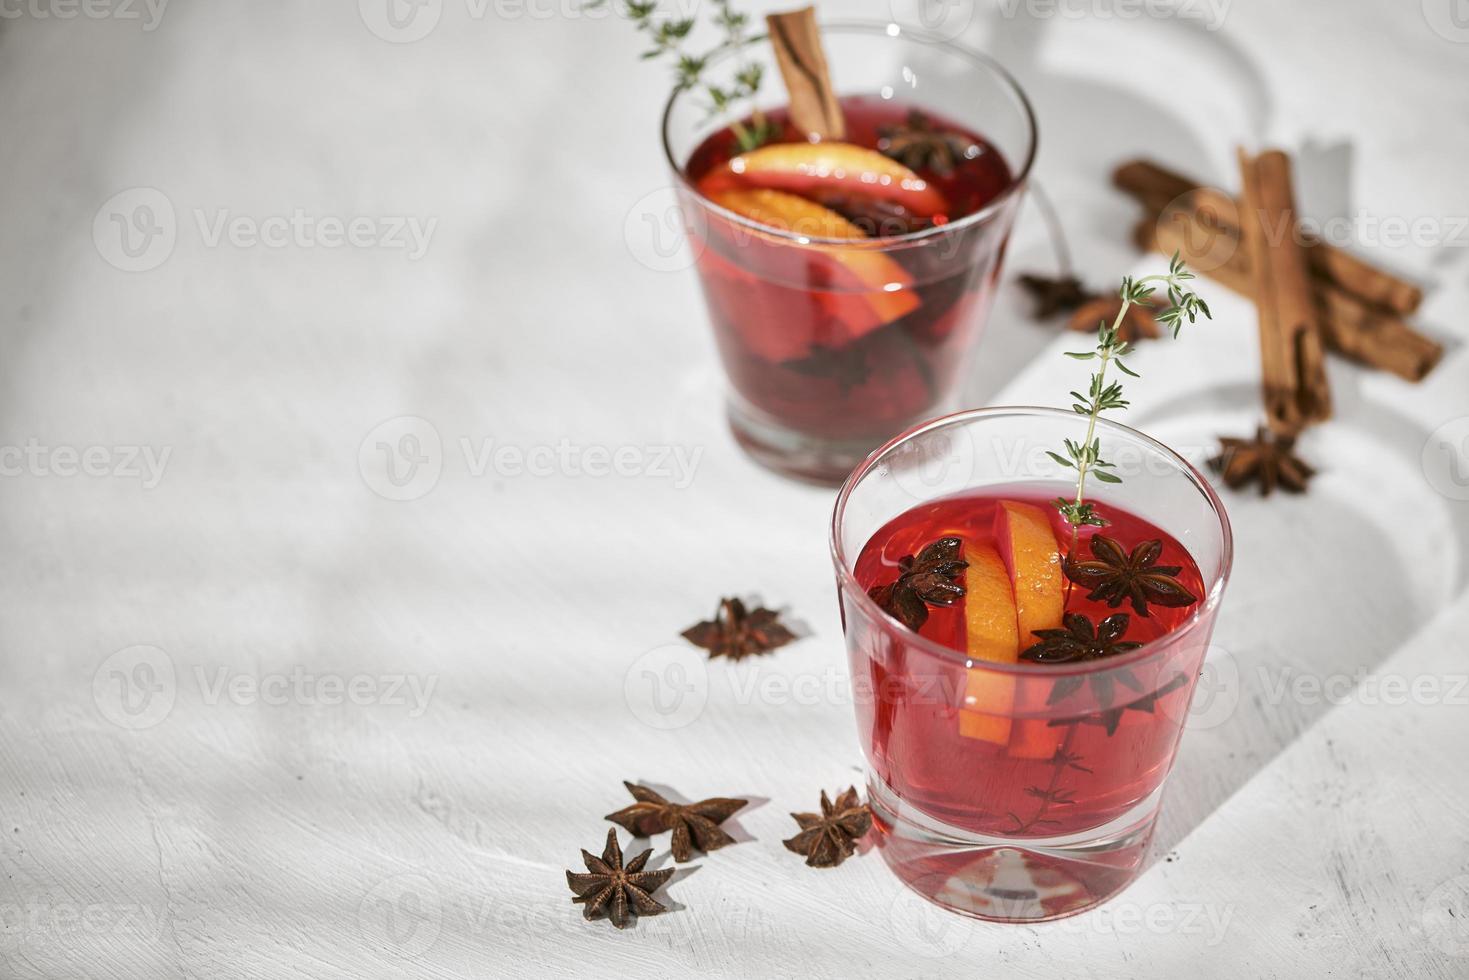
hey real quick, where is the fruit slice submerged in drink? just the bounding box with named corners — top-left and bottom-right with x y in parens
top-left (704, 141), bottom-right (950, 218)
top-left (701, 187), bottom-right (920, 351)
top-left (994, 501), bottom-right (1068, 759)
top-left (958, 544), bottom-right (1019, 745)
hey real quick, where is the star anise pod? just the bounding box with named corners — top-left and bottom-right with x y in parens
top-left (866, 536), bottom-right (967, 632)
top-left (1067, 293), bottom-right (1162, 342)
top-left (1208, 425), bottom-right (1315, 496)
top-left (1017, 273), bottom-right (1095, 319)
top-left (565, 828), bottom-right (675, 930)
top-left (1022, 612), bottom-right (1142, 664)
top-left (605, 782), bottom-right (747, 862)
top-left (782, 787), bottom-right (872, 869)
top-left (1063, 535), bottom-right (1199, 617)
top-left (682, 598), bottom-right (795, 661)
top-left (877, 109), bottom-right (977, 177)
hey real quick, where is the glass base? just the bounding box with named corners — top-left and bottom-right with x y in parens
top-left (868, 776), bottom-right (1162, 923)
top-left (726, 401), bottom-right (892, 486)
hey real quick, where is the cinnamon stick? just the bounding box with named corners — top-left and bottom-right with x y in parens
top-left (1114, 159), bottom-right (1423, 316)
top-left (1136, 211), bottom-right (1443, 382)
top-left (1237, 149), bottom-right (1332, 433)
top-left (766, 7), bottom-right (845, 140)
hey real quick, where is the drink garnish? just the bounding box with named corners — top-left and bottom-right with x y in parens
top-left (566, 829), bottom-right (676, 930)
top-left (1021, 612), bottom-right (1142, 664)
top-left (865, 536), bottom-right (967, 632)
top-left (1208, 425), bottom-right (1316, 496)
top-left (712, 142), bottom-right (948, 217)
top-left (1048, 253), bottom-right (1211, 534)
top-left (1062, 535), bottom-right (1199, 616)
top-left (605, 782), bottom-right (748, 862)
top-left (681, 597), bottom-right (796, 661)
top-left (877, 109), bottom-right (979, 178)
top-left (591, 0), bottom-right (774, 151)
top-left (782, 787), bottom-right (872, 868)
top-left (766, 6), bottom-right (844, 139)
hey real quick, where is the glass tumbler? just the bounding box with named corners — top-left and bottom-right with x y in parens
top-left (662, 22), bottom-right (1036, 485)
top-left (830, 407), bottom-right (1233, 921)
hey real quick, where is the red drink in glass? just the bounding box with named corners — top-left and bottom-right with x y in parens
top-left (832, 409), bottom-right (1232, 921)
top-left (682, 97), bottom-right (1014, 460)
top-left (662, 24), bottom-right (1035, 483)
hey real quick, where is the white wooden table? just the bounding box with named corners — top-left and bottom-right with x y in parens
top-left (2, 2), bottom-right (1467, 976)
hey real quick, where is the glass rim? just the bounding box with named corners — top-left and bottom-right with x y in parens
top-left (829, 405), bottom-right (1235, 676)
top-left (659, 20), bottom-right (1039, 248)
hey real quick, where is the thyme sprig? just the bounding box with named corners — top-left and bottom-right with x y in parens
top-left (591, 0), bottom-right (772, 151)
top-left (1049, 253), bottom-right (1211, 536)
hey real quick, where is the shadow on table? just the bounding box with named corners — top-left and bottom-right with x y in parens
top-left (942, 4), bottom-right (1271, 406)
top-left (1141, 379), bottom-right (1469, 868)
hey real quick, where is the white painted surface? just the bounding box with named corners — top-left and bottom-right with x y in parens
top-left (1, 2), bottom-right (1467, 977)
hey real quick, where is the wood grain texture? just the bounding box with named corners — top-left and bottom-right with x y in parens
top-left (0, 3), bottom-right (1466, 979)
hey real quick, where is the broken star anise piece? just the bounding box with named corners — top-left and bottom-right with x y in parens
top-left (866, 536), bottom-right (967, 632)
top-left (876, 109), bottom-right (978, 177)
top-left (1067, 293), bottom-right (1162, 342)
top-left (1063, 535), bottom-right (1199, 617)
top-left (605, 782), bottom-right (748, 863)
top-left (782, 787), bottom-right (872, 869)
top-left (566, 828), bottom-right (675, 930)
top-left (1023, 612), bottom-right (1142, 664)
top-left (1208, 425), bottom-right (1315, 496)
top-left (682, 598), bottom-right (795, 661)
top-left (1017, 273), bottom-right (1096, 319)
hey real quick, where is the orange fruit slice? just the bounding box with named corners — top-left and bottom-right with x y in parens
top-left (710, 141), bottom-right (949, 218)
top-left (701, 187), bottom-right (919, 331)
top-left (958, 544), bottom-right (1019, 745)
top-left (994, 501), bottom-right (1067, 759)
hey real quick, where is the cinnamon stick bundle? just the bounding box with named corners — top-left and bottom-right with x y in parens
top-left (1114, 159), bottom-right (1423, 316)
top-left (1137, 207), bottom-right (1444, 382)
top-left (766, 7), bottom-right (845, 140)
top-left (1237, 149), bottom-right (1332, 433)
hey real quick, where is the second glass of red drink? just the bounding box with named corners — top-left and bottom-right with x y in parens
top-left (662, 22), bottom-right (1036, 484)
